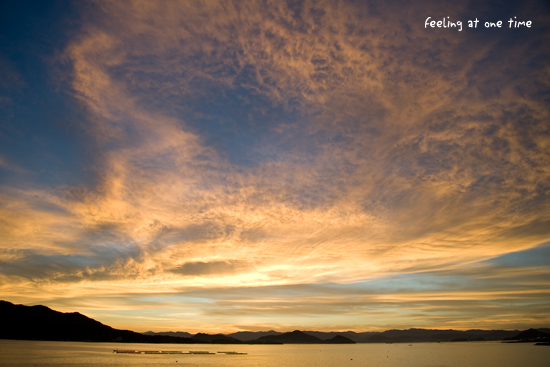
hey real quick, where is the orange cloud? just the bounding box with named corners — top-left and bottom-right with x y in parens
top-left (1, 0), bottom-right (549, 331)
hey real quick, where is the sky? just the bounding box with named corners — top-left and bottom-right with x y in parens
top-left (0, 0), bottom-right (549, 334)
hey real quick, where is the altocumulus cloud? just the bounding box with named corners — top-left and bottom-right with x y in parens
top-left (0, 0), bottom-right (549, 331)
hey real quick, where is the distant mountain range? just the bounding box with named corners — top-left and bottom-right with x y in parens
top-left (147, 328), bottom-right (549, 343)
top-left (2, 300), bottom-right (548, 344)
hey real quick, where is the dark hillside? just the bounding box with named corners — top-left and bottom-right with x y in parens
top-left (0, 300), bottom-right (194, 343)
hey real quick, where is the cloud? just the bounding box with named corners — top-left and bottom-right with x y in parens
top-left (4, 243), bottom-right (547, 332)
top-left (169, 260), bottom-right (252, 277)
top-left (1, 0), bottom-right (549, 330)
top-left (0, 243), bottom-right (145, 282)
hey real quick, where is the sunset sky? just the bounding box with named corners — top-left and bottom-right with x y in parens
top-left (1, 0), bottom-right (549, 334)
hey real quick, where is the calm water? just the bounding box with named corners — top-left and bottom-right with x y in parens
top-left (1, 340), bottom-right (548, 367)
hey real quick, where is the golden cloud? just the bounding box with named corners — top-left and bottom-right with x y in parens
top-left (0, 0), bottom-right (549, 330)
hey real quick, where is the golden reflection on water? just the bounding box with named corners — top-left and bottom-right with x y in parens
top-left (0, 340), bottom-right (549, 367)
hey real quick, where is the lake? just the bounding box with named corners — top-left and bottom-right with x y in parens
top-left (1, 340), bottom-right (548, 367)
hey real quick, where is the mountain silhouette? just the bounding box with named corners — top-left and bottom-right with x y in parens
top-left (227, 330), bottom-right (282, 341)
top-left (251, 330), bottom-right (330, 344)
top-left (2, 300), bottom-right (547, 344)
top-left (322, 335), bottom-right (356, 344)
top-left (0, 300), bottom-right (194, 343)
top-left (143, 331), bottom-right (193, 338)
top-left (504, 328), bottom-right (550, 341)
